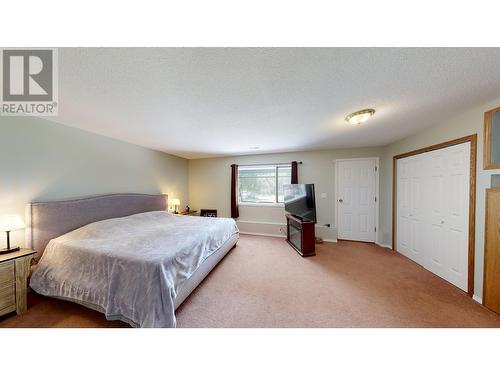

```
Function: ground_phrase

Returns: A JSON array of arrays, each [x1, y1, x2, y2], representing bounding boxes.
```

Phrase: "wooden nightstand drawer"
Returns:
[[0, 284, 15, 311], [0, 261, 15, 286], [0, 249, 36, 317]]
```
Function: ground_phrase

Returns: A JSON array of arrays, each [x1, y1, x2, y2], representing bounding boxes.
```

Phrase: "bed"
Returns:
[[26, 194, 239, 328]]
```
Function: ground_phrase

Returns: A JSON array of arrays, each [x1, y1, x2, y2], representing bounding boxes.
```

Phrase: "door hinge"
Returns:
[[374, 227, 377, 232], [375, 166, 378, 172], [374, 196, 377, 202]]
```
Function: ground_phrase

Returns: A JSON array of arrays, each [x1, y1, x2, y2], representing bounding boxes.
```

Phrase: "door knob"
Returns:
[[338, 198, 343, 203]]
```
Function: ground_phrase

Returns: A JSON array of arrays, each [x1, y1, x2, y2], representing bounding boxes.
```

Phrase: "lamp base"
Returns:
[[0, 246, 20, 255]]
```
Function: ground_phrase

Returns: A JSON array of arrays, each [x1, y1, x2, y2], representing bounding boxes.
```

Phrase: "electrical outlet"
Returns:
[[321, 192, 327, 198]]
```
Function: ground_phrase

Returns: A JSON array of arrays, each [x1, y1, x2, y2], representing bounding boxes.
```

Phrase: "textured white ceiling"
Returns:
[[55, 48, 500, 159]]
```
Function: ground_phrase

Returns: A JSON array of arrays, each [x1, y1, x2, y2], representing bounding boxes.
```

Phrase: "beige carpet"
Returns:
[[1, 234, 499, 328]]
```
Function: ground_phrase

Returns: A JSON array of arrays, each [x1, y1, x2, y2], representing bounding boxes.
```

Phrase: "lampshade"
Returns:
[[0, 215, 25, 232], [171, 198, 180, 206]]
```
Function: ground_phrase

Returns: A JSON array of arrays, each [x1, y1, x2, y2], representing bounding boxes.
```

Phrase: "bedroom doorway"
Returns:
[[335, 158, 379, 243]]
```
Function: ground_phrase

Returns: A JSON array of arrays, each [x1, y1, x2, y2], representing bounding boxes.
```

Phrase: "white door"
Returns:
[[396, 155, 425, 264], [396, 142, 470, 291], [336, 159, 376, 242]]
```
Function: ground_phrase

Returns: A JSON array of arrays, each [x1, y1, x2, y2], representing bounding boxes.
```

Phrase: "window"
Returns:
[[238, 164, 292, 204]]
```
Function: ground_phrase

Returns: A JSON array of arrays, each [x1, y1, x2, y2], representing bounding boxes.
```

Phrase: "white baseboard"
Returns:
[[376, 242, 392, 249], [239, 231, 286, 238], [236, 220, 286, 226], [323, 238, 337, 243], [236, 221, 286, 237], [473, 294, 483, 304], [239, 231, 339, 245], [237, 220, 338, 242]]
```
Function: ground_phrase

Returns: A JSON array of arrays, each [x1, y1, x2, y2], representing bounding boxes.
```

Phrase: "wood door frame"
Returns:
[[483, 188, 500, 311], [483, 107, 500, 170], [334, 157, 379, 243], [392, 134, 477, 297]]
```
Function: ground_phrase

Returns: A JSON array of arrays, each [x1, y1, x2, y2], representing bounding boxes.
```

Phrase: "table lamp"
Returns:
[[171, 198, 180, 214], [0, 214, 25, 254]]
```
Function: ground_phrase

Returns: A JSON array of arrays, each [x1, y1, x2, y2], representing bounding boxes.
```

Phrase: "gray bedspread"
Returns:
[[29, 211, 239, 327]]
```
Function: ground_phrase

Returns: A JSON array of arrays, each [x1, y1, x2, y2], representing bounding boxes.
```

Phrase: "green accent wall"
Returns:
[[0, 116, 188, 248]]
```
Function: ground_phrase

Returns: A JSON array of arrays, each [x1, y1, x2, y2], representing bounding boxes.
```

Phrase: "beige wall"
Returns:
[[189, 147, 384, 242], [3, 94, 498, 300], [379, 95, 500, 300], [0, 116, 189, 249], [190, 95, 500, 300]]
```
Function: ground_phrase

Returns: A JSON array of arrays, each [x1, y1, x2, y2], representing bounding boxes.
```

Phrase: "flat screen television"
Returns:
[[283, 184, 317, 223]]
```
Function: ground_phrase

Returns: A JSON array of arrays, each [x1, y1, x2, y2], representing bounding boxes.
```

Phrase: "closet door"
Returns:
[[397, 155, 425, 264], [396, 157, 412, 259], [408, 154, 425, 264], [396, 142, 470, 292], [441, 142, 470, 291], [426, 148, 448, 281]]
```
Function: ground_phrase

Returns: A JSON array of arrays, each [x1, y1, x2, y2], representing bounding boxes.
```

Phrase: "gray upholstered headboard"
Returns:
[[25, 193, 167, 260]]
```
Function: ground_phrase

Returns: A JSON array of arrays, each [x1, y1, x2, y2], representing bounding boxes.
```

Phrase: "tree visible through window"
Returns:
[[238, 165, 292, 204]]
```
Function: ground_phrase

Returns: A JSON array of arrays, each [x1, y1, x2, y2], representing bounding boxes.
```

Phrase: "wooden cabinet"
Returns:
[[286, 214, 315, 257], [0, 261, 15, 314], [0, 249, 35, 317]]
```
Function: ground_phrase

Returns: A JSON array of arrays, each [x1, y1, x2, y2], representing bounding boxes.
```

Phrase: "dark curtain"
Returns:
[[291, 161, 298, 184], [230, 164, 239, 218]]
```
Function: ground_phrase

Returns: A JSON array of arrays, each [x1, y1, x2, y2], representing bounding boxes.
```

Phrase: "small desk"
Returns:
[[0, 248, 36, 317]]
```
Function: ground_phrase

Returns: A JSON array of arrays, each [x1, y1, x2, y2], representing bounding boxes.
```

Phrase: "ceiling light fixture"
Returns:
[[345, 109, 375, 125]]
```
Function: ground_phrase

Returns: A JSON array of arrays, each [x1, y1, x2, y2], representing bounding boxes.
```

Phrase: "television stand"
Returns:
[[286, 214, 315, 257]]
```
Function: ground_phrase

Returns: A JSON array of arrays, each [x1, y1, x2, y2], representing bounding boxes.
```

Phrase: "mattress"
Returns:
[[29, 211, 239, 327]]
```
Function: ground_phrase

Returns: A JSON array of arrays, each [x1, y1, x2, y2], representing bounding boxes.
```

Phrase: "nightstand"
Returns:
[[0, 249, 36, 317], [178, 210, 198, 216]]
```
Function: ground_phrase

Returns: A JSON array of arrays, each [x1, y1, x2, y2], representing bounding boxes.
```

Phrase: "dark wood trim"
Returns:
[[392, 134, 477, 297], [484, 107, 500, 170]]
